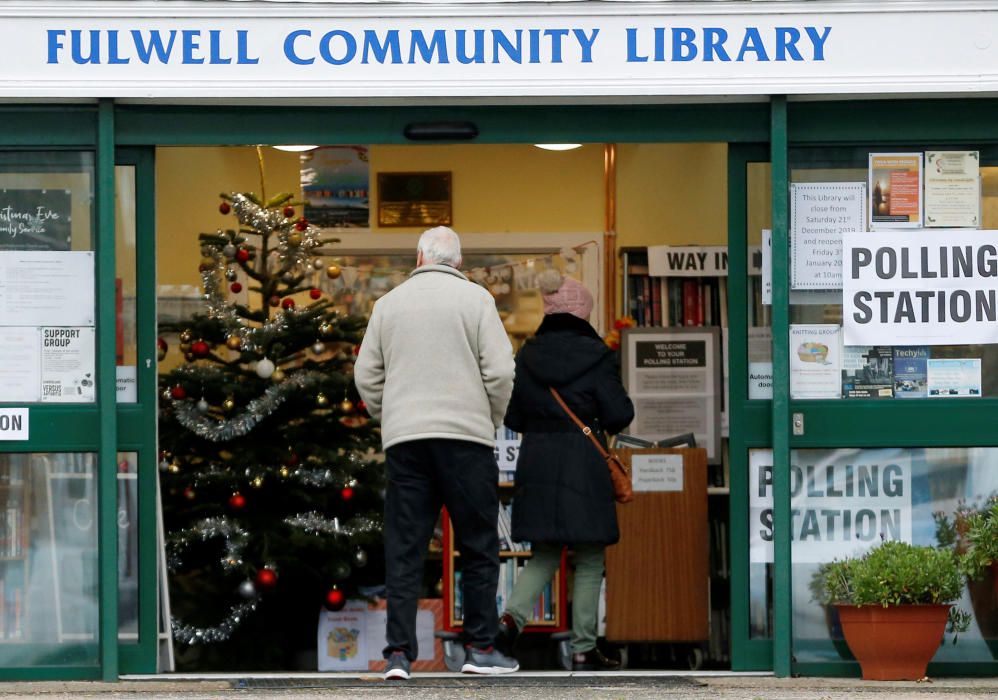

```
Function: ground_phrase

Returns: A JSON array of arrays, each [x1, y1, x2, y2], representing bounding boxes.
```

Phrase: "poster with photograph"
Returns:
[[300, 146, 370, 228], [790, 324, 842, 399], [790, 183, 866, 289], [893, 347, 929, 399], [841, 345, 894, 399], [622, 327, 721, 463], [924, 151, 980, 228], [869, 153, 923, 228], [0, 188, 72, 251], [927, 358, 982, 397]]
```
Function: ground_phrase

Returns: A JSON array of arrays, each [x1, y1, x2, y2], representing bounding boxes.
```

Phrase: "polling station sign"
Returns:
[[749, 449, 912, 564], [843, 229, 998, 346]]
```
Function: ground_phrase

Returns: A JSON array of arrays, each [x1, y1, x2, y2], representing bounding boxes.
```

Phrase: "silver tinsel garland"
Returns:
[[284, 512, 382, 537], [167, 517, 249, 574], [171, 368, 326, 441], [172, 600, 258, 645]]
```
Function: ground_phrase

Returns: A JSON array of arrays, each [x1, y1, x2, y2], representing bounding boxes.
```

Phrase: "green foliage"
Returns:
[[960, 499, 998, 580]]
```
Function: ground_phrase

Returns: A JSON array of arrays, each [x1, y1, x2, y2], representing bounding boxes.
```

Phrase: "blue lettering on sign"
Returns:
[[44, 25, 832, 67]]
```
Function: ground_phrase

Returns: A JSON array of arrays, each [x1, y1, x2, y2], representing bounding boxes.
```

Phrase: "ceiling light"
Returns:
[[272, 145, 319, 152], [534, 144, 582, 151]]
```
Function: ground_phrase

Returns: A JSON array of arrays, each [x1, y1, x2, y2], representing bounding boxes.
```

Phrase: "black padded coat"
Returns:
[[504, 313, 635, 545]]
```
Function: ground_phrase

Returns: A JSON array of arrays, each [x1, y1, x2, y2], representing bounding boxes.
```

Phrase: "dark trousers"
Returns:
[[383, 438, 500, 661]]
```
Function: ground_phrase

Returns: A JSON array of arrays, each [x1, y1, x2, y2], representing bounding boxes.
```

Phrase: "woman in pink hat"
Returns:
[[496, 269, 634, 670]]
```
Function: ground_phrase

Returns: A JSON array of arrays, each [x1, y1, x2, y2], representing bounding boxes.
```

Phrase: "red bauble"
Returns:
[[309, 288, 322, 300], [281, 298, 295, 310], [219, 201, 231, 215], [352, 345, 361, 356], [268, 295, 281, 307], [295, 218, 308, 232], [228, 492, 246, 510], [340, 487, 355, 502], [190, 340, 210, 358], [357, 400, 367, 415], [230, 282, 243, 293], [255, 568, 278, 590], [235, 248, 250, 263], [157, 337, 168, 352], [325, 587, 346, 611], [283, 205, 295, 218], [170, 385, 187, 400]]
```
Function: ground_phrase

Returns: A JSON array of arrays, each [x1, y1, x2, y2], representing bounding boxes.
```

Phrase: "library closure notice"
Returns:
[[843, 229, 998, 346], [790, 182, 865, 290]]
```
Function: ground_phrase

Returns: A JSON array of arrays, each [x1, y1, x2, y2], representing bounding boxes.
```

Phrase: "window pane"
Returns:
[[115, 166, 138, 404], [0, 152, 96, 404], [751, 446, 998, 663], [117, 452, 139, 642], [747, 162, 772, 400], [0, 453, 99, 667]]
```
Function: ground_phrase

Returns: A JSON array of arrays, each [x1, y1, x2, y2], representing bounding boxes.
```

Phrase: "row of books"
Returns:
[[496, 503, 528, 552], [0, 574, 25, 640], [452, 562, 555, 624], [0, 497, 25, 558], [627, 273, 729, 329]]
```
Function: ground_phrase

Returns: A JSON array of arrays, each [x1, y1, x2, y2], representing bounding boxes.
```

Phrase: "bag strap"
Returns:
[[549, 387, 612, 461]]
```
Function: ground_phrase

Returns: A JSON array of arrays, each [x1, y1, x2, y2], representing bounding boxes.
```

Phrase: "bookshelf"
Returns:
[[441, 430, 568, 634]]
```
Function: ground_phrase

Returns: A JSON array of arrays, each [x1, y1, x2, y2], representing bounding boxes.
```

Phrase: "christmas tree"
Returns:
[[158, 173, 383, 670]]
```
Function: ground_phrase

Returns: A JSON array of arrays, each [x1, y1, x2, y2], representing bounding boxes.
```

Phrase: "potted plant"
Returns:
[[961, 499, 998, 594], [811, 540, 968, 680]]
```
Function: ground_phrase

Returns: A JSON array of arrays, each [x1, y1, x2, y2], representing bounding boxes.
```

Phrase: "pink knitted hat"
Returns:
[[537, 270, 593, 320]]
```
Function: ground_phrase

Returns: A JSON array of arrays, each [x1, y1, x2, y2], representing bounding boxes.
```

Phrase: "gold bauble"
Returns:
[[318, 322, 334, 337], [316, 392, 329, 407], [279, 466, 290, 478], [180, 329, 194, 344], [339, 399, 354, 414], [272, 369, 286, 382], [326, 264, 342, 279], [287, 232, 302, 247], [251, 476, 264, 488], [223, 397, 236, 412], [180, 342, 192, 353], [226, 335, 243, 350]]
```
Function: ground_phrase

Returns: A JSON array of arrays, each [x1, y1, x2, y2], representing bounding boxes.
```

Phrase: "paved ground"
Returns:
[[1, 674, 997, 700]]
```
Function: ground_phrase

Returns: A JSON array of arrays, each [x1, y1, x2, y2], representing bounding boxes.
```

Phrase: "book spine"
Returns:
[[660, 278, 670, 327], [651, 277, 662, 326], [683, 279, 699, 326]]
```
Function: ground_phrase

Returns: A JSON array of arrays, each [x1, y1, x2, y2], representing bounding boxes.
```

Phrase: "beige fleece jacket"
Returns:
[[354, 264, 515, 450]]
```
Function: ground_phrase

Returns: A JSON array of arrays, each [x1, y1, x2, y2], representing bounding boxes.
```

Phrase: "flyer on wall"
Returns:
[[789, 182, 866, 289], [790, 324, 842, 399], [40, 327, 96, 403], [892, 347, 930, 399], [841, 345, 894, 399], [869, 153, 923, 228], [927, 358, 982, 397], [0, 327, 41, 401], [924, 151, 981, 228]]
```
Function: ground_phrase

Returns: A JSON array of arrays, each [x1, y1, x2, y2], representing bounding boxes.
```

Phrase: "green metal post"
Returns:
[[770, 95, 793, 677], [97, 98, 119, 681]]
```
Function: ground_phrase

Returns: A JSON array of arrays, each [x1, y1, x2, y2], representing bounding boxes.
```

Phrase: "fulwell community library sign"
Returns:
[[2, 2, 998, 98]]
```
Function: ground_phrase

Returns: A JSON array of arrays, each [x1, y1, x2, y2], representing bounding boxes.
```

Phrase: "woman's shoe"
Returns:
[[572, 648, 621, 671], [495, 613, 519, 656]]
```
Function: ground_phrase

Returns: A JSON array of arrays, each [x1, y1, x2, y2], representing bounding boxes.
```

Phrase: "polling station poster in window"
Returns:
[[842, 229, 998, 347], [749, 448, 913, 564], [621, 327, 721, 463]]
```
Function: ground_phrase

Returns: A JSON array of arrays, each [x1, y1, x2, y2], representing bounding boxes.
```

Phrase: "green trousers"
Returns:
[[503, 542, 605, 653]]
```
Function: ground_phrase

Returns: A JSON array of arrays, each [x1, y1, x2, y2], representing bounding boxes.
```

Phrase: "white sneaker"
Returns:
[[461, 645, 519, 674]]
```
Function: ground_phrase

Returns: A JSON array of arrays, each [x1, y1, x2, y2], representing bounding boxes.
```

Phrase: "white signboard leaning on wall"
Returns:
[[842, 229, 998, 346]]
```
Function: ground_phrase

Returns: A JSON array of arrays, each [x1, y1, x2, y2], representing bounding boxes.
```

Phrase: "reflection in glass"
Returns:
[[746, 162, 773, 399], [117, 453, 139, 642], [115, 166, 138, 404], [0, 453, 99, 667], [750, 446, 998, 662]]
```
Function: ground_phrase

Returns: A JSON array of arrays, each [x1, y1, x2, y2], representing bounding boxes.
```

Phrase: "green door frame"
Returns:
[[771, 98, 998, 677]]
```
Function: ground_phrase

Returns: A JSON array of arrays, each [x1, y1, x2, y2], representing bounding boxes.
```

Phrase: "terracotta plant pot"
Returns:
[[835, 604, 950, 681]]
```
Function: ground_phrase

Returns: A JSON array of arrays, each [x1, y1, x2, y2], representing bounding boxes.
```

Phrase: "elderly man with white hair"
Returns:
[[355, 226, 518, 680]]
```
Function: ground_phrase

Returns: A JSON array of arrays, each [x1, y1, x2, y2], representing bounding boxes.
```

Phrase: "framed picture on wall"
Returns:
[[377, 171, 452, 227]]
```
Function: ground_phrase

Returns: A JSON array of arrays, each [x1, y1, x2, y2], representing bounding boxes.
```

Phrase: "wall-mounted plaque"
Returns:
[[377, 172, 452, 228]]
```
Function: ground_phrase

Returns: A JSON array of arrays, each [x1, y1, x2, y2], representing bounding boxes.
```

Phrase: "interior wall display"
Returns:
[[790, 183, 866, 289], [869, 153, 923, 228], [841, 345, 894, 399], [789, 324, 842, 399], [927, 358, 982, 397], [892, 347, 929, 399], [377, 171, 452, 228], [749, 449, 913, 564], [924, 151, 980, 228], [0, 188, 72, 251], [621, 327, 721, 463], [0, 251, 94, 327], [842, 229, 998, 346], [300, 146, 370, 228]]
